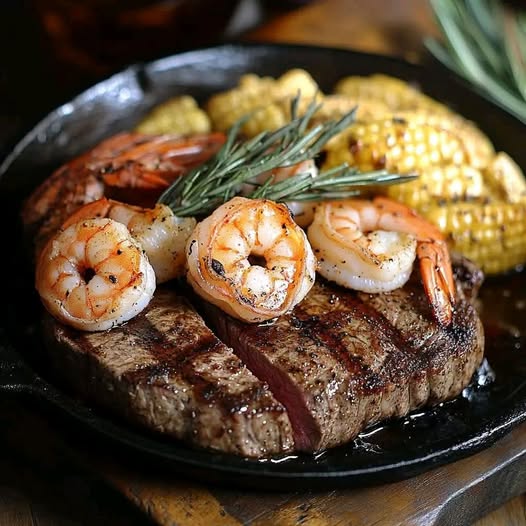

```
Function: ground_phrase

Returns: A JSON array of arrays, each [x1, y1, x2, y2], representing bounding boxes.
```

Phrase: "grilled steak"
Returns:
[[43, 287, 294, 457], [43, 259, 484, 457], [208, 260, 484, 453]]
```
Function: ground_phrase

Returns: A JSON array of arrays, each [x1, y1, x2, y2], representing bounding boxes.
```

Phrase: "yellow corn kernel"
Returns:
[[386, 164, 488, 209], [391, 110, 495, 170], [322, 117, 468, 173], [334, 74, 447, 113], [483, 152, 526, 202], [241, 102, 290, 138], [274, 69, 319, 99], [423, 198, 526, 274], [308, 95, 389, 125], [135, 96, 211, 135], [206, 69, 320, 134]]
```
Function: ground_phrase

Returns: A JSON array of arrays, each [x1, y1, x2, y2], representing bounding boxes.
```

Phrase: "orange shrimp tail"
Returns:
[[417, 240, 456, 326], [61, 197, 113, 229]]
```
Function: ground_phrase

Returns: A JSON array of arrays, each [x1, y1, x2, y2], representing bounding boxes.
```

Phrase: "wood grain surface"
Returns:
[[249, 0, 441, 62], [1, 1, 526, 525], [0, 396, 525, 526]]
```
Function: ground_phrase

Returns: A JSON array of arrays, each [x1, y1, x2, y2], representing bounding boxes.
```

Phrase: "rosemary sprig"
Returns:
[[248, 165, 416, 202], [426, 0, 526, 124], [158, 97, 415, 217]]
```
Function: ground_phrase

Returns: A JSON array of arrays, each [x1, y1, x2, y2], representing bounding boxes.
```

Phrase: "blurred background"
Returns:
[[2, 0, 525, 161], [0, 0, 305, 159]]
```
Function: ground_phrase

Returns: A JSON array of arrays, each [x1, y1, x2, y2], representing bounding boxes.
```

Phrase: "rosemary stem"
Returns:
[[158, 96, 412, 217]]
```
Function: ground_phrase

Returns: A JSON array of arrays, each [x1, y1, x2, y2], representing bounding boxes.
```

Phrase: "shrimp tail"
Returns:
[[417, 240, 455, 326], [61, 197, 113, 229]]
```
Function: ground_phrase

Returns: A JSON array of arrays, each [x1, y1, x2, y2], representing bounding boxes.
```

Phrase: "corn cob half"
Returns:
[[424, 198, 526, 274], [389, 110, 495, 170], [334, 74, 448, 114], [205, 69, 320, 135], [135, 96, 211, 135], [323, 117, 469, 173]]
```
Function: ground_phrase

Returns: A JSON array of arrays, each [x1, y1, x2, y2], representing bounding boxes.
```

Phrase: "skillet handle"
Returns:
[[0, 335, 42, 395]]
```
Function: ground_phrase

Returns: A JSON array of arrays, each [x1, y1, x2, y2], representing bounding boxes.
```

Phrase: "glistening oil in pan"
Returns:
[[276, 272, 526, 469], [340, 271, 526, 465]]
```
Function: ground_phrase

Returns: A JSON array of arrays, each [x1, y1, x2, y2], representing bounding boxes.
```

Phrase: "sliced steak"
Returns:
[[208, 261, 484, 453], [43, 286, 294, 458]]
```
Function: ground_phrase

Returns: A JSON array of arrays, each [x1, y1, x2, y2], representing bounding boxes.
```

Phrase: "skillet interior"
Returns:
[[1, 43, 526, 488]]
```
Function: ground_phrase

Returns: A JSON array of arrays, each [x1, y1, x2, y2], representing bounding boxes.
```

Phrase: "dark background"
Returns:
[[0, 0, 306, 161]]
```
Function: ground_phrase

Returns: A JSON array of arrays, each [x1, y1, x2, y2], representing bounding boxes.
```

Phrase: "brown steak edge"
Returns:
[[42, 287, 294, 458], [208, 263, 485, 453]]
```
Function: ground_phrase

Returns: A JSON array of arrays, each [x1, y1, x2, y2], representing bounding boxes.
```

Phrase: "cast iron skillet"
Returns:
[[1, 43, 526, 489]]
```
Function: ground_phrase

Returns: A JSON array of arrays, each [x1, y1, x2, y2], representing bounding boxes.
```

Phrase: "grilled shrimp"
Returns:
[[22, 132, 225, 256], [308, 197, 456, 325], [36, 218, 156, 331], [62, 198, 196, 283], [90, 132, 225, 193], [186, 196, 317, 322]]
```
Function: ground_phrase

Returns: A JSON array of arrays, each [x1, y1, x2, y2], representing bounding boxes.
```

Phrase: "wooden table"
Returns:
[[2, 0, 526, 524]]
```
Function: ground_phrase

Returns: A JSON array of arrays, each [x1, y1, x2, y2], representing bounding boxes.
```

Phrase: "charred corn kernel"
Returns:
[[323, 117, 468, 173], [334, 74, 448, 113], [206, 69, 320, 135], [307, 95, 389, 125], [391, 111, 494, 169], [423, 198, 526, 274], [483, 152, 526, 202], [386, 164, 487, 208], [135, 96, 211, 135]]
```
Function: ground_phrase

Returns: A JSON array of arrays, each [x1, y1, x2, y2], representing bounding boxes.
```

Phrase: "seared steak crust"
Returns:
[[42, 260, 484, 457], [43, 287, 294, 457], [210, 266, 484, 453]]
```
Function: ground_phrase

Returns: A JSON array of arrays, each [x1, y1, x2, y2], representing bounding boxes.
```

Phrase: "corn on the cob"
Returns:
[[308, 95, 389, 125], [385, 164, 488, 208], [423, 198, 526, 274], [205, 69, 320, 135], [135, 96, 211, 135], [483, 152, 526, 202], [334, 75, 495, 168], [323, 117, 468, 173], [334, 74, 448, 114], [390, 110, 494, 170]]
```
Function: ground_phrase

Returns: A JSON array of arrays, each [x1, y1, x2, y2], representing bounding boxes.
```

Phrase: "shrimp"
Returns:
[[22, 132, 225, 256], [307, 196, 456, 325], [91, 132, 226, 193], [35, 218, 156, 331], [62, 198, 196, 283], [186, 196, 317, 323]]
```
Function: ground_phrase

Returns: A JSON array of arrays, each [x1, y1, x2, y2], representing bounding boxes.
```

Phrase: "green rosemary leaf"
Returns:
[[158, 96, 414, 217], [502, 11, 526, 101], [427, 0, 526, 124]]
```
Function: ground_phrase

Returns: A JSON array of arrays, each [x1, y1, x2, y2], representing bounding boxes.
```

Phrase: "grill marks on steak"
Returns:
[[358, 277, 484, 406], [208, 269, 484, 453], [43, 260, 484, 457], [44, 287, 294, 457]]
